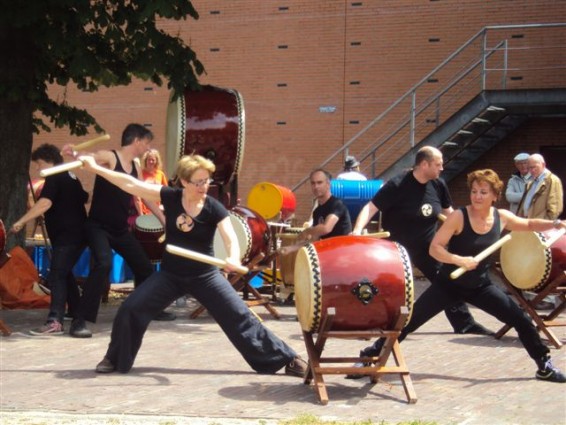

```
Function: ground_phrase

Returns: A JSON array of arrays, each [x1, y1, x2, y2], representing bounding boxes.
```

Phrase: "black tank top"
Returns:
[[89, 150, 138, 233], [439, 207, 500, 288]]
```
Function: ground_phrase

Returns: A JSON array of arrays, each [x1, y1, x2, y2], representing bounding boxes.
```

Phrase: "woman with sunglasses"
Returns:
[[79, 154, 307, 378]]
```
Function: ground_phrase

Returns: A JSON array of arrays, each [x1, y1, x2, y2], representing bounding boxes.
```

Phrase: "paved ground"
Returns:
[[1, 278, 565, 425]]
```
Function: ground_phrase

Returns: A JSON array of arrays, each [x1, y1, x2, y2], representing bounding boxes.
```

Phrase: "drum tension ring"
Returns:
[[351, 278, 379, 305]]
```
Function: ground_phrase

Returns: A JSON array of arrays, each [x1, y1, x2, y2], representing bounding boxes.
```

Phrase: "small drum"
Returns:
[[278, 227, 304, 288], [247, 182, 296, 221], [134, 214, 165, 263], [165, 85, 245, 185], [500, 229, 566, 291], [214, 206, 271, 266], [294, 235, 414, 332], [330, 179, 384, 222]]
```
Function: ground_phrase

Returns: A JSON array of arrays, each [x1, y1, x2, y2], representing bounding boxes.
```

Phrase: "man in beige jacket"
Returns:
[[517, 154, 563, 220]]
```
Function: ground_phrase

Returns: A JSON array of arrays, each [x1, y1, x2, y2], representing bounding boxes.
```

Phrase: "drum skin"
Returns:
[[294, 235, 414, 332], [500, 229, 566, 291], [214, 206, 271, 266], [278, 227, 303, 287], [134, 215, 165, 263], [165, 85, 245, 185]]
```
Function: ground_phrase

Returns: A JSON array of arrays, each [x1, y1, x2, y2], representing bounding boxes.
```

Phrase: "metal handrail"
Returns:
[[292, 22, 566, 192]]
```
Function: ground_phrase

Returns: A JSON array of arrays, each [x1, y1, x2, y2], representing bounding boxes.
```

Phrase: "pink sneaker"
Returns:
[[29, 321, 64, 336]]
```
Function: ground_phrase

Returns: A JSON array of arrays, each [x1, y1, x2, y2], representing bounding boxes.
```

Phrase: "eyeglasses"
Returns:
[[188, 178, 213, 188]]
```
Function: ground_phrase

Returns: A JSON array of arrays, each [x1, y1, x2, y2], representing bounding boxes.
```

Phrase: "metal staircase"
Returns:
[[292, 23, 566, 192]]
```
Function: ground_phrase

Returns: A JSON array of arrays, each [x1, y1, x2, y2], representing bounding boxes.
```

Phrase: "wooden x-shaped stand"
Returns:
[[493, 268, 565, 349], [189, 252, 281, 320], [302, 306, 416, 405]]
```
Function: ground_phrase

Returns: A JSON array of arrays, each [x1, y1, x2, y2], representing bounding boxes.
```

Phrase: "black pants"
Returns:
[[79, 219, 153, 323], [105, 268, 297, 373], [399, 275, 549, 362], [409, 245, 477, 332]]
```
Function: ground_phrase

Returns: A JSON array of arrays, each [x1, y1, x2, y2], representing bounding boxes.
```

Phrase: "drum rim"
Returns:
[[294, 243, 321, 333], [394, 241, 415, 326], [135, 214, 164, 232]]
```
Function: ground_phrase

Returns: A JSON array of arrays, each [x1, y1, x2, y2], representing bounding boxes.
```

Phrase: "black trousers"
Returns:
[[408, 244, 477, 332], [105, 268, 297, 373]]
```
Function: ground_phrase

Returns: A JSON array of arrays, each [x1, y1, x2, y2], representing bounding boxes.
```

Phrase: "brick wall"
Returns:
[[35, 1, 565, 222]]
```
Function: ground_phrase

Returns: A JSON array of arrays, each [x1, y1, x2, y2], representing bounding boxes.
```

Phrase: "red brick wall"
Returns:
[[34, 1, 565, 222]]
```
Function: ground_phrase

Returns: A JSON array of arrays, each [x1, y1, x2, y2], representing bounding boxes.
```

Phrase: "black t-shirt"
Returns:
[[40, 171, 88, 246], [372, 170, 452, 249], [88, 151, 137, 233], [312, 195, 352, 239], [160, 186, 229, 275]]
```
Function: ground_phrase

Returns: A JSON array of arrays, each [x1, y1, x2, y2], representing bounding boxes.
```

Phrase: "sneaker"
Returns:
[[457, 323, 495, 336], [536, 358, 566, 383], [345, 341, 385, 380], [70, 319, 92, 338], [285, 356, 308, 378], [95, 357, 116, 373], [154, 311, 177, 321], [29, 321, 64, 336]]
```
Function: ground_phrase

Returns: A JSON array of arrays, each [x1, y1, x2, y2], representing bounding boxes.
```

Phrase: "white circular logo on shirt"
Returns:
[[421, 203, 433, 217]]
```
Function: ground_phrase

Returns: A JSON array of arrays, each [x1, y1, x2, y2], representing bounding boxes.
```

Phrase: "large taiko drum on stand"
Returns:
[[294, 235, 414, 332], [214, 206, 271, 266], [165, 85, 245, 185], [247, 182, 296, 221], [134, 214, 165, 263], [500, 229, 566, 291]]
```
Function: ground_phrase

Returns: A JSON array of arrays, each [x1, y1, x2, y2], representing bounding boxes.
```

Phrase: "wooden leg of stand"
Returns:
[[391, 339, 417, 403]]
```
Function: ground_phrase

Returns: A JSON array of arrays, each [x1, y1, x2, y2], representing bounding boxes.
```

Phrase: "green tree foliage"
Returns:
[[0, 0, 204, 248]]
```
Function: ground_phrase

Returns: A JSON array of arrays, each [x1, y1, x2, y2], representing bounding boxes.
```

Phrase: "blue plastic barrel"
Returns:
[[330, 179, 384, 222]]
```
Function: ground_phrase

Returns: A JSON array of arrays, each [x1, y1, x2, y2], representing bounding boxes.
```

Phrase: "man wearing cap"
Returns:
[[337, 155, 367, 181], [505, 152, 532, 214]]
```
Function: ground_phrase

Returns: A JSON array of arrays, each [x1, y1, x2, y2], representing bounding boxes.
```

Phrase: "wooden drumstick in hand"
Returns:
[[40, 160, 84, 177], [166, 244, 249, 274], [72, 134, 110, 151], [450, 234, 512, 279]]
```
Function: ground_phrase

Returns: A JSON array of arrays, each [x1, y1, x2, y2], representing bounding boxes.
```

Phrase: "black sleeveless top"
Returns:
[[88, 151, 137, 233], [438, 207, 501, 289]]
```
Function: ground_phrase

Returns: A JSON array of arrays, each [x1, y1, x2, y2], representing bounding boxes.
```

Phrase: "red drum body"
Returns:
[[165, 85, 245, 185], [500, 229, 566, 291], [247, 182, 296, 221], [294, 235, 414, 332], [214, 206, 271, 266], [134, 215, 165, 263]]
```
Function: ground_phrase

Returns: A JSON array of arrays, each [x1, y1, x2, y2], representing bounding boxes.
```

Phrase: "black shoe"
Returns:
[[70, 319, 92, 338], [95, 357, 115, 373], [536, 358, 566, 383], [345, 342, 385, 380], [285, 356, 308, 378], [456, 323, 495, 336], [154, 311, 177, 321]]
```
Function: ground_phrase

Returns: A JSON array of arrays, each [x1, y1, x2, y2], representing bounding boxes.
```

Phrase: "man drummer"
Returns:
[[300, 169, 352, 241], [62, 123, 175, 334], [350, 146, 492, 338]]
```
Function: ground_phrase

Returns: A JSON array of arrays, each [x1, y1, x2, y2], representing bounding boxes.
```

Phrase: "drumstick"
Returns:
[[438, 213, 447, 222], [361, 231, 390, 239], [39, 160, 84, 177], [72, 134, 110, 151], [165, 244, 249, 275], [544, 228, 566, 248], [450, 233, 512, 279], [267, 222, 290, 228]]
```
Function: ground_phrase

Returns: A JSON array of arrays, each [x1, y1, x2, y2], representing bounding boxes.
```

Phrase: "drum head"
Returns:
[[135, 214, 163, 232], [294, 244, 320, 333], [213, 212, 251, 262], [500, 231, 548, 290]]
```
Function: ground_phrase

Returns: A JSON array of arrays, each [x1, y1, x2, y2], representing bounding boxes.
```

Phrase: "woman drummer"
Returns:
[[79, 154, 306, 377], [355, 169, 565, 383]]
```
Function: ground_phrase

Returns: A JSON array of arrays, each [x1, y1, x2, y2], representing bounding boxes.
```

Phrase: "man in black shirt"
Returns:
[[11, 144, 88, 337], [301, 169, 352, 241], [350, 147, 492, 359]]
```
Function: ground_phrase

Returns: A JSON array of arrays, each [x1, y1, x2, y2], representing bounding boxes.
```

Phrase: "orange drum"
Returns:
[[134, 214, 165, 263], [247, 182, 296, 221], [165, 85, 245, 185], [500, 229, 566, 291], [294, 235, 414, 332], [214, 206, 271, 266]]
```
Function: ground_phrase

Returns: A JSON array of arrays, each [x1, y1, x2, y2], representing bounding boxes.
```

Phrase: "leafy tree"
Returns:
[[0, 0, 204, 249]]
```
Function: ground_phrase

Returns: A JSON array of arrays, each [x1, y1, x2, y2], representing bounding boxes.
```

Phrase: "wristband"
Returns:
[[553, 219, 562, 229]]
